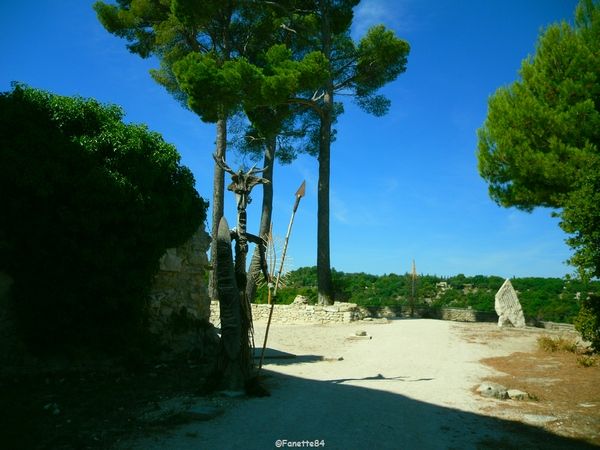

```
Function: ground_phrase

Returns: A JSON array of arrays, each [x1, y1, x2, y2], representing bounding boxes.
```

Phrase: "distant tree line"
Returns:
[[252, 266, 600, 325]]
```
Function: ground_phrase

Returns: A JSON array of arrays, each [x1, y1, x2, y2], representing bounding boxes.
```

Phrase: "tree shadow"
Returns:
[[327, 373, 435, 383], [130, 368, 598, 450], [253, 347, 328, 365]]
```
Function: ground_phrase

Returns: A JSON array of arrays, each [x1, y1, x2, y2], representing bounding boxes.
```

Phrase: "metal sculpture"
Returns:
[[213, 155, 270, 391]]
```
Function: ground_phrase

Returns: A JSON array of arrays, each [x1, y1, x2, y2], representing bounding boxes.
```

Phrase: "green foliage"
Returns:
[[247, 266, 600, 325], [354, 25, 410, 115], [477, 0, 600, 211], [577, 354, 598, 367], [172, 54, 252, 122], [0, 84, 206, 354], [575, 294, 600, 352], [477, 0, 600, 344], [560, 159, 600, 279], [253, 285, 317, 305]]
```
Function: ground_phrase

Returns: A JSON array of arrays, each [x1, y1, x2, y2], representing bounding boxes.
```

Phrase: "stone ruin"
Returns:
[[494, 278, 526, 328], [0, 226, 218, 369], [148, 226, 219, 359]]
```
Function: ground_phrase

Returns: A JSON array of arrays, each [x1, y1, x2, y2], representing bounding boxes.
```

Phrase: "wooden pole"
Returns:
[[411, 259, 416, 317], [258, 181, 305, 371]]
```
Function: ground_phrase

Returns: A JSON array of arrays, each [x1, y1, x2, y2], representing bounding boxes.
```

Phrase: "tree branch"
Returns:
[[311, 89, 325, 102], [287, 97, 324, 119]]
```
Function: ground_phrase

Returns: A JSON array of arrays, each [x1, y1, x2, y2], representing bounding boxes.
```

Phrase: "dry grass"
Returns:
[[537, 335, 579, 353], [537, 334, 598, 367], [577, 354, 598, 367], [481, 347, 600, 445]]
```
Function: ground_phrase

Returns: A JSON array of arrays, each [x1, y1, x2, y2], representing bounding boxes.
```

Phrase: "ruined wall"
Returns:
[[0, 227, 216, 369], [0, 272, 26, 368], [149, 227, 211, 326], [148, 226, 218, 357]]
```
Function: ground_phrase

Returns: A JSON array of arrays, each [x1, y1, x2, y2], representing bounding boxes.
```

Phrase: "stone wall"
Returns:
[[353, 305, 498, 322], [0, 272, 26, 368], [149, 227, 211, 327], [148, 227, 218, 357], [425, 307, 498, 323], [0, 227, 216, 368], [210, 301, 500, 326], [210, 300, 362, 325], [538, 321, 576, 332]]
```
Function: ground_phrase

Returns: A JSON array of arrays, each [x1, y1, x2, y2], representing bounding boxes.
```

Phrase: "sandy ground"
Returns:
[[120, 319, 596, 450]]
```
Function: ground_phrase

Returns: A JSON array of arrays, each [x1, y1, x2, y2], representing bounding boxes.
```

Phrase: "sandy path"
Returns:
[[121, 319, 591, 450]]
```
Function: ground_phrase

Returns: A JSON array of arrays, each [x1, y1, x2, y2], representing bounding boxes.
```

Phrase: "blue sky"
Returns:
[[0, 0, 580, 278]]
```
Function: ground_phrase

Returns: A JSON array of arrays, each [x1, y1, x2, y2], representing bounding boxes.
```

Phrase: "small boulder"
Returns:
[[185, 405, 224, 421], [292, 295, 309, 305], [523, 414, 557, 425], [477, 382, 508, 399], [507, 389, 529, 400]]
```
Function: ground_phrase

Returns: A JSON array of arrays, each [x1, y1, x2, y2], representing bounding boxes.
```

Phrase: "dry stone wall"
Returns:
[[149, 227, 211, 326], [148, 226, 218, 357], [210, 301, 500, 325], [0, 272, 25, 368], [432, 307, 498, 322], [210, 300, 362, 325], [0, 227, 216, 369]]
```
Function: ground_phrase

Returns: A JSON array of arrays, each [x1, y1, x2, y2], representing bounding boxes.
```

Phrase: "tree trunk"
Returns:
[[209, 116, 227, 301], [246, 136, 275, 302], [317, 0, 334, 305], [317, 99, 333, 305]]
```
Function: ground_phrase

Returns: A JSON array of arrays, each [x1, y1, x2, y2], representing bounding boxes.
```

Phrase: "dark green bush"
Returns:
[[575, 294, 600, 353], [0, 84, 206, 353], [253, 284, 317, 304]]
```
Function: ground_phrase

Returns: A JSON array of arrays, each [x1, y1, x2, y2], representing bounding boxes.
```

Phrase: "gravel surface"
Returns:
[[120, 319, 595, 450]]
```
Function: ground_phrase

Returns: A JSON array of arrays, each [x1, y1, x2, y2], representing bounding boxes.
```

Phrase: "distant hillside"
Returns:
[[253, 267, 600, 324]]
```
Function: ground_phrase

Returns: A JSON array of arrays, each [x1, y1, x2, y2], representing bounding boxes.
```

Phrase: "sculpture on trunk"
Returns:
[[213, 155, 269, 391]]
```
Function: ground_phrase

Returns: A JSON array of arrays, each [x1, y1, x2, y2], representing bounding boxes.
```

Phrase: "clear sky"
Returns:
[[0, 0, 581, 278]]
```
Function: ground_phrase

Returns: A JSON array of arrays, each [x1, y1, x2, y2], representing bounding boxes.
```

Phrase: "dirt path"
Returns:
[[119, 319, 596, 450]]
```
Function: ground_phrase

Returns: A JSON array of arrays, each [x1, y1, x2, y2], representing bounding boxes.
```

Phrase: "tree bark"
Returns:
[[317, 98, 333, 305], [246, 135, 275, 302], [209, 116, 227, 301], [317, 0, 334, 305]]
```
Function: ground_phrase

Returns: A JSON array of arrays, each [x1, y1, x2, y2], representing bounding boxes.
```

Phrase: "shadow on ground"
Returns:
[[130, 368, 598, 450], [253, 347, 327, 365]]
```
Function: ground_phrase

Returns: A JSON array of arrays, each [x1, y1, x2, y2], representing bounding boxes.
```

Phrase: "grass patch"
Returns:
[[537, 335, 578, 353], [576, 355, 598, 367]]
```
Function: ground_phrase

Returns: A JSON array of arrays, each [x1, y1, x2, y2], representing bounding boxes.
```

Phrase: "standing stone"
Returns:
[[494, 279, 526, 328]]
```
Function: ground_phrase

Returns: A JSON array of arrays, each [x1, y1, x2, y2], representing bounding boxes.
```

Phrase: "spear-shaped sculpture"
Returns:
[[258, 180, 306, 371]]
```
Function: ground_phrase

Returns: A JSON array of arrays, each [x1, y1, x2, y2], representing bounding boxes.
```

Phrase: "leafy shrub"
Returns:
[[254, 285, 317, 304], [0, 84, 206, 353], [577, 355, 597, 367], [574, 294, 600, 353]]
